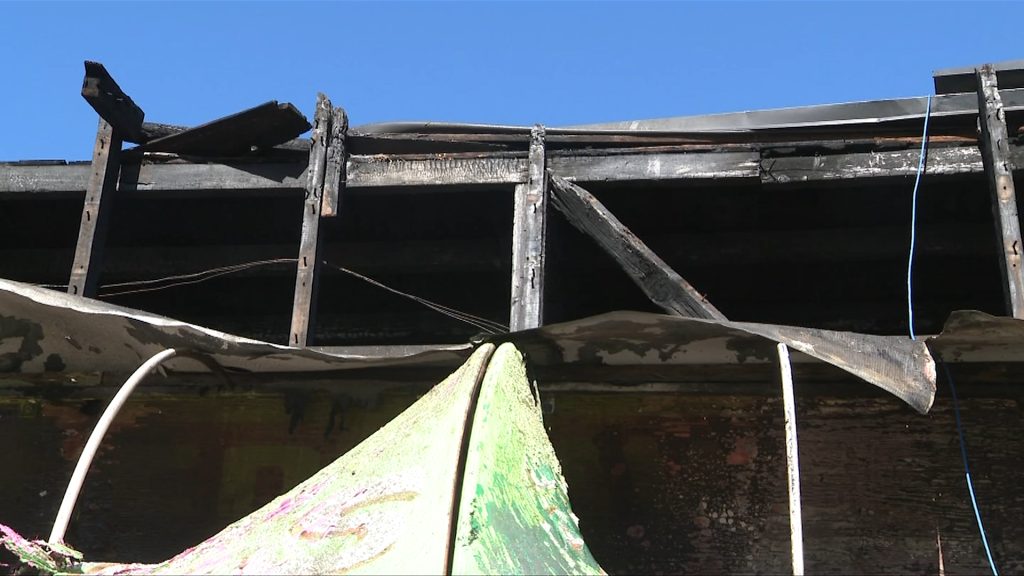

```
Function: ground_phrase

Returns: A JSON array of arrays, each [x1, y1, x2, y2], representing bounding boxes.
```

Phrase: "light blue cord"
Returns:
[[941, 362, 1000, 575], [907, 95, 932, 341]]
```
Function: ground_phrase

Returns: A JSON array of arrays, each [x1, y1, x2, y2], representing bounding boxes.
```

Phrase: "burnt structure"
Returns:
[[1, 61, 1023, 574]]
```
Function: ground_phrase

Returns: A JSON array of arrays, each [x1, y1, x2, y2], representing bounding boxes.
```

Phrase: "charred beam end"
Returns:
[[289, 94, 332, 347], [81, 61, 145, 143], [139, 101, 312, 156], [68, 119, 122, 297], [977, 64, 1024, 318], [547, 173, 726, 321], [509, 125, 547, 331], [321, 106, 349, 217]]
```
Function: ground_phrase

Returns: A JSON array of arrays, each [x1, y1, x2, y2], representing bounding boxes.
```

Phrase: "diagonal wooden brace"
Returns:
[[548, 173, 725, 320]]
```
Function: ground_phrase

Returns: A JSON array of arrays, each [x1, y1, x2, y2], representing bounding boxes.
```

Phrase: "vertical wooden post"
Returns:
[[777, 343, 805, 576], [68, 118, 122, 297], [321, 106, 348, 218], [289, 94, 332, 347], [509, 125, 547, 331], [977, 64, 1024, 318]]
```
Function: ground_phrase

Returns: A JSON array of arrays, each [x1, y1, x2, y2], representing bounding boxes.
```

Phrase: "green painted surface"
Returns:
[[66, 344, 495, 575], [452, 343, 605, 575]]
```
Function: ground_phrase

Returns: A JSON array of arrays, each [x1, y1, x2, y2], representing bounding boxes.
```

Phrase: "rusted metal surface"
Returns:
[[496, 311, 936, 414]]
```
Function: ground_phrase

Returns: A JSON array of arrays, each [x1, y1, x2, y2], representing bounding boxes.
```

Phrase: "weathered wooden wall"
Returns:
[[2, 374, 1021, 574]]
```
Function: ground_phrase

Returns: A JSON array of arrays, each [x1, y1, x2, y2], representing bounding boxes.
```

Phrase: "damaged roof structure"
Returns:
[[1, 60, 1023, 574]]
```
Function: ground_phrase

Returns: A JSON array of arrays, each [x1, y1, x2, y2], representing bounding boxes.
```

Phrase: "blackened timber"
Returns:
[[140, 101, 311, 156], [509, 126, 548, 331], [81, 61, 145, 143], [347, 152, 528, 187], [548, 174, 726, 320], [977, 65, 1024, 318], [321, 107, 348, 217], [549, 151, 759, 181], [289, 94, 331, 347], [68, 119, 121, 297], [761, 145, 985, 183], [5, 143, 1024, 196]]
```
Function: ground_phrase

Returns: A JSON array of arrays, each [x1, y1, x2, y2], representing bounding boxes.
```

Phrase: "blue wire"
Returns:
[[941, 361, 1000, 575], [907, 95, 932, 341]]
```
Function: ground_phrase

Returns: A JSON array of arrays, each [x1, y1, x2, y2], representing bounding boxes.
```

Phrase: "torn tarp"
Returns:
[[496, 311, 936, 414], [0, 279, 470, 375], [0, 279, 936, 413]]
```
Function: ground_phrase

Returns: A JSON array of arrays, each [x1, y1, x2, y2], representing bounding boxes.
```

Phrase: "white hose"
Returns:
[[777, 343, 804, 576], [49, 348, 178, 544]]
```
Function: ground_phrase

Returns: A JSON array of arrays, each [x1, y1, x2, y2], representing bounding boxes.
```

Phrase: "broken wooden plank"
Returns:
[[67, 119, 122, 297], [509, 126, 548, 331], [547, 174, 726, 320], [81, 61, 144, 143], [139, 101, 311, 156], [289, 94, 331, 347], [321, 107, 348, 217], [977, 64, 1024, 319]]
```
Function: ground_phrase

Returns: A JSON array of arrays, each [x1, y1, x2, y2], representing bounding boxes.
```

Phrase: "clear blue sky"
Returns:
[[2, 1, 1022, 160]]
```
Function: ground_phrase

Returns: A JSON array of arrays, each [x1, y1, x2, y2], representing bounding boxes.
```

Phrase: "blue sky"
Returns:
[[2, 1, 1022, 160]]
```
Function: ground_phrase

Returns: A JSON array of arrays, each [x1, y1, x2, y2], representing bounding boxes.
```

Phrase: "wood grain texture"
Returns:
[[321, 107, 348, 217], [4, 144, 1024, 196], [289, 94, 331, 347], [509, 126, 548, 332], [548, 174, 726, 320], [67, 120, 122, 297], [977, 64, 1024, 318], [80, 61, 144, 143], [138, 102, 311, 157]]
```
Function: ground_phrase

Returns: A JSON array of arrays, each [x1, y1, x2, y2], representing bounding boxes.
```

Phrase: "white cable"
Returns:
[[48, 348, 178, 544], [778, 343, 804, 576]]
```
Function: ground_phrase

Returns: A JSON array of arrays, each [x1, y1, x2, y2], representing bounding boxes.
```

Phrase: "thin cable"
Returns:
[[322, 260, 508, 334], [33, 258, 297, 294], [906, 95, 933, 341], [49, 348, 178, 544], [101, 258, 297, 289], [35, 256, 508, 334], [98, 259, 297, 298], [940, 361, 999, 575]]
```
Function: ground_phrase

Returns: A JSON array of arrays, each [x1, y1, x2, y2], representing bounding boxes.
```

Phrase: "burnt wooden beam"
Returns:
[[547, 174, 726, 320], [138, 101, 311, 156], [761, 144, 987, 183], [5, 143, 1024, 197], [321, 107, 348, 217], [81, 61, 145, 143], [289, 94, 332, 347], [509, 125, 548, 331], [977, 65, 1024, 318], [67, 119, 122, 297]]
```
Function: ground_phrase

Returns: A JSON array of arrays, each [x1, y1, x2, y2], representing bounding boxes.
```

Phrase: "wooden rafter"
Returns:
[[547, 174, 725, 320]]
